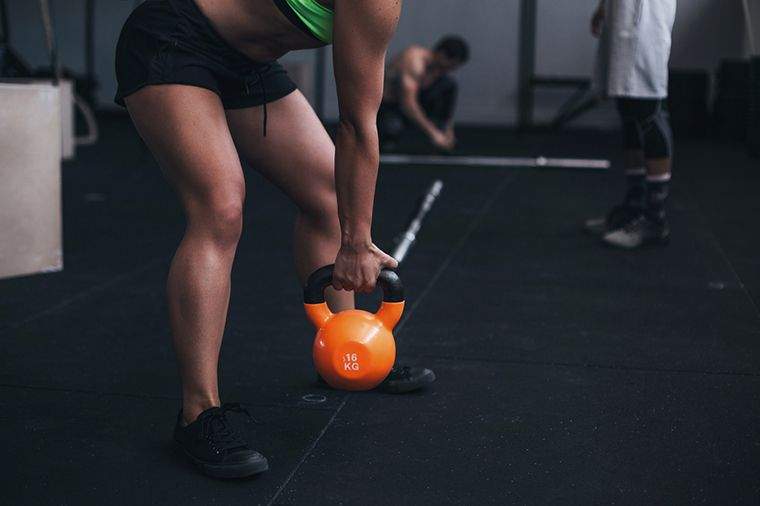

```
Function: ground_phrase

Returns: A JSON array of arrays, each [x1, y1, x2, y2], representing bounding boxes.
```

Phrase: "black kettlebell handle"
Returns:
[[303, 264, 404, 304]]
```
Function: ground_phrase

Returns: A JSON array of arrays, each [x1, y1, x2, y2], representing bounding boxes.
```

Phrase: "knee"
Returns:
[[210, 200, 244, 247], [191, 195, 244, 248], [617, 98, 671, 158], [641, 110, 673, 159], [620, 119, 642, 151], [436, 75, 457, 93], [438, 76, 458, 107]]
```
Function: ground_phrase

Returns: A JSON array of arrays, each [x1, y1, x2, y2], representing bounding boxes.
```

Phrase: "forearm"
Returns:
[[401, 98, 441, 138], [334, 119, 379, 247]]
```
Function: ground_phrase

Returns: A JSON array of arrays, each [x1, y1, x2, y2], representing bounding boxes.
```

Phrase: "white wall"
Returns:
[[532, 0, 616, 127], [4, 0, 754, 126]]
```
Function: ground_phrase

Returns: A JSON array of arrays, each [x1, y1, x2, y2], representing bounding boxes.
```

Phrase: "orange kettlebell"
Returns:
[[304, 265, 405, 391]]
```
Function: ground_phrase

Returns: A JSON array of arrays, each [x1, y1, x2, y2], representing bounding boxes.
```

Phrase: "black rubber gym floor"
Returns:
[[2, 117, 759, 504]]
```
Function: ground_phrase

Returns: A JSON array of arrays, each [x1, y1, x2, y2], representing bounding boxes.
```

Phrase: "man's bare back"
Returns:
[[383, 45, 444, 104]]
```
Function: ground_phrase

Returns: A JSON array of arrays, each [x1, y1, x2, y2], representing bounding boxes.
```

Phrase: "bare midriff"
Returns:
[[194, 0, 326, 61]]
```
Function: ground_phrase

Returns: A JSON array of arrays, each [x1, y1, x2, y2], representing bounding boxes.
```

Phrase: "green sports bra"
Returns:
[[274, 0, 334, 44]]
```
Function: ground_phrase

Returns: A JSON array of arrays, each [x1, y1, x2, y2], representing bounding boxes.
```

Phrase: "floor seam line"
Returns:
[[265, 395, 349, 505], [264, 172, 516, 504], [396, 172, 517, 335], [677, 188, 760, 319]]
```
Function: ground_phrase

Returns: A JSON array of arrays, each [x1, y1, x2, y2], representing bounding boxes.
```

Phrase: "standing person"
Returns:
[[378, 36, 469, 152], [584, 0, 677, 249], [114, 0, 435, 479]]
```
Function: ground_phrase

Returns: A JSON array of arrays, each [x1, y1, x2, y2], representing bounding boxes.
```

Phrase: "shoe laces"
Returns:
[[198, 407, 247, 453], [221, 402, 259, 424]]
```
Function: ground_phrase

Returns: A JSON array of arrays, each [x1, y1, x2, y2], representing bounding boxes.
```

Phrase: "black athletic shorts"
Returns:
[[114, 0, 297, 110]]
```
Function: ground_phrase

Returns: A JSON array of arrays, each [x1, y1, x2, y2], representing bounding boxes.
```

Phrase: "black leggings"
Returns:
[[378, 76, 458, 143], [616, 98, 673, 159]]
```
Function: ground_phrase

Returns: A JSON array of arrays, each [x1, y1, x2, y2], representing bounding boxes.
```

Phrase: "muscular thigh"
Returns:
[[224, 90, 335, 214], [125, 85, 246, 212]]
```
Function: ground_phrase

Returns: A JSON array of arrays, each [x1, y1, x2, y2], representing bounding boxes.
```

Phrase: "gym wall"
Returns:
[[320, 0, 748, 126], [2, 0, 752, 126], [319, 0, 520, 125], [3, 0, 134, 107]]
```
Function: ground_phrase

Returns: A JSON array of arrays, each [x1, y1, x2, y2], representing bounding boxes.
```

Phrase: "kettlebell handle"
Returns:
[[303, 264, 404, 304]]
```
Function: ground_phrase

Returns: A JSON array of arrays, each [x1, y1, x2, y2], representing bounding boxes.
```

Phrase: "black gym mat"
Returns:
[[1, 117, 759, 505], [277, 359, 760, 505], [2, 387, 336, 505]]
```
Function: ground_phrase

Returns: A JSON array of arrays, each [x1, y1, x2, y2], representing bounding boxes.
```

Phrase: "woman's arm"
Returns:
[[331, 0, 401, 293]]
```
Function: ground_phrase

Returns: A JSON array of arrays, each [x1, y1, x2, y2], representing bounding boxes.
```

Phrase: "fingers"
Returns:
[[344, 269, 376, 293], [332, 245, 399, 294], [332, 266, 376, 293], [331, 263, 351, 291], [383, 254, 399, 270]]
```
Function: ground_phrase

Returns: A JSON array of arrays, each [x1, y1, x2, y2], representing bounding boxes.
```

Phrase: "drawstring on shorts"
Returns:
[[244, 64, 271, 136]]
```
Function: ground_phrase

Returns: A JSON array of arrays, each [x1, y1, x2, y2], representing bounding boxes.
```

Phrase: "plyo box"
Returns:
[[0, 81, 63, 280]]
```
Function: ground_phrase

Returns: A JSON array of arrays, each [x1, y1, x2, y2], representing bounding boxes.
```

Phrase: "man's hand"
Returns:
[[430, 129, 455, 152], [333, 242, 398, 293], [591, 3, 605, 38], [444, 126, 456, 148]]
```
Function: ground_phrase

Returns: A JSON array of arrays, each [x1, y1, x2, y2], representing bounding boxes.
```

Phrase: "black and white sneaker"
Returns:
[[602, 214, 670, 249], [379, 365, 436, 394], [584, 204, 642, 235], [173, 404, 268, 479], [316, 365, 436, 394]]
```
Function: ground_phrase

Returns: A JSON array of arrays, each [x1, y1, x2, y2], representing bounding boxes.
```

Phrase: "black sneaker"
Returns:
[[584, 204, 642, 235], [316, 365, 436, 394], [379, 365, 436, 394], [173, 404, 269, 479]]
